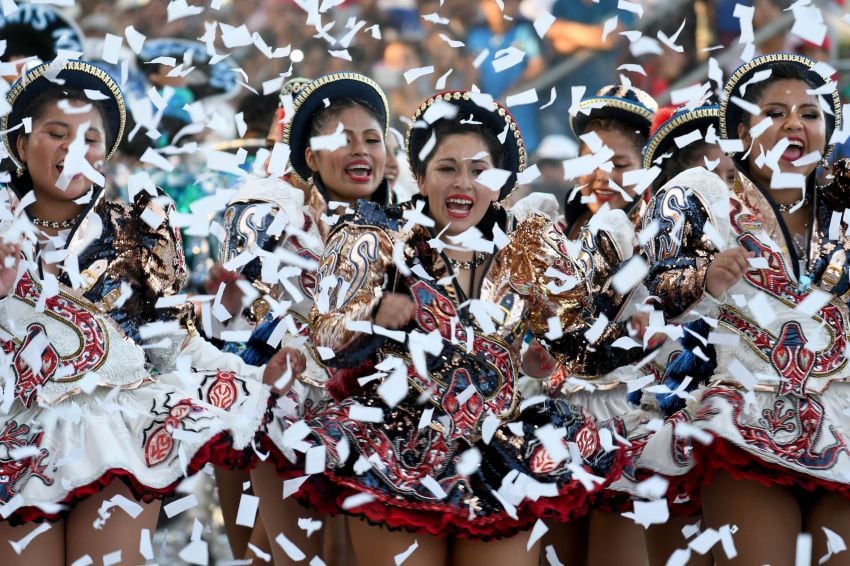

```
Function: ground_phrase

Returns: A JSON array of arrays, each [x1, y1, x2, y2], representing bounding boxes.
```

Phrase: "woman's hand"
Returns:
[[630, 312, 666, 349], [521, 340, 558, 378], [706, 247, 754, 299], [374, 293, 415, 329], [263, 347, 307, 394], [0, 242, 21, 297]]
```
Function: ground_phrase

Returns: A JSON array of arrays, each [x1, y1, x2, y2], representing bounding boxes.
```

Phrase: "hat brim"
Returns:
[[3, 60, 126, 169], [720, 53, 842, 160], [643, 106, 720, 170], [283, 73, 389, 185], [570, 97, 655, 139], [407, 92, 526, 201]]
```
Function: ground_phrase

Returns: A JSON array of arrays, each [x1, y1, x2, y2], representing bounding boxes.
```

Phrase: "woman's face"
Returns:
[[738, 78, 827, 189], [419, 132, 499, 237], [16, 99, 106, 203], [305, 105, 386, 203], [695, 145, 736, 187], [578, 126, 642, 214], [385, 133, 400, 189]]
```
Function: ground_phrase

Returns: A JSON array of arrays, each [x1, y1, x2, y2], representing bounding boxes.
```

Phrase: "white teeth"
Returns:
[[446, 198, 472, 205], [787, 139, 804, 148]]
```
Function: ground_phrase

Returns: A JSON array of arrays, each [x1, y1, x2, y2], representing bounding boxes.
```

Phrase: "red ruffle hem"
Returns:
[[5, 432, 250, 526], [256, 434, 630, 541]]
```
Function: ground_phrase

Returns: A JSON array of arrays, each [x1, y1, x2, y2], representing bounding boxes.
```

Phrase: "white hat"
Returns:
[[535, 134, 577, 161]]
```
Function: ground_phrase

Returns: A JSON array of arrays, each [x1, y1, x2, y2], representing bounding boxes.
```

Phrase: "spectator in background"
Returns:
[[467, 0, 545, 152], [505, 134, 576, 218], [424, 30, 475, 91], [542, 0, 632, 140], [373, 38, 431, 132]]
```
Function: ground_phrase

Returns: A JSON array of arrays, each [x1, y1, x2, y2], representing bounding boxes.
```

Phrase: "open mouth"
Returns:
[[445, 195, 474, 219], [781, 138, 805, 163], [592, 188, 617, 202], [345, 161, 373, 182]]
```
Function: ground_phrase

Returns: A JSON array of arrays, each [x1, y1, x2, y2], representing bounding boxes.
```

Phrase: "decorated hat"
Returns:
[[0, 5, 84, 63], [283, 72, 389, 185], [3, 60, 127, 170], [720, 53, 842, 159], [643, 103, 721, 170], [407, 91, 527, 201], [570, 85, 658, 139], [137, 38, 240, 99], [268, 76, 313, 145]]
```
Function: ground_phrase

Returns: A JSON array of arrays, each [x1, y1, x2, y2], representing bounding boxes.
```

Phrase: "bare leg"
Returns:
[[701, 471, 800, 565], [806, 491, 850, 566], [243, 514, 271, 562], [65, 480, 161, 564], [453, 532, 540, 566], [0, 518, 65, 565], [325, 514, 356, 566], [645, 514, 712, 566], [587, 510, 648, 566], [540, 516, 589, 566], [347, 517, 447, 566], [251, 461, 323, 565], [216, 467, 255, 558]]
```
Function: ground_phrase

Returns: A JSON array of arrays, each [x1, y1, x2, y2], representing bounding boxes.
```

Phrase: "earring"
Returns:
[[15, 162, 26, 177]]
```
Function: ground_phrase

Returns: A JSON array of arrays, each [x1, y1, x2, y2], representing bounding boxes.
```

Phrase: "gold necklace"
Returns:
[[31, 216, 75, 229]]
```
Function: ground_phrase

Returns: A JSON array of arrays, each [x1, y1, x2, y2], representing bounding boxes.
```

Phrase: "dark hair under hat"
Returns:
[[3, 59, 126, 170], [407, 91, 526, 201], [282, 72, 389, 185], [570, 85, 658, 140], [720, 53, 842, 160]]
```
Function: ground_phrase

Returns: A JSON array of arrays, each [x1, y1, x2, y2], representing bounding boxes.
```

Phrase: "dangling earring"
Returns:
[[15, 162, 26, 177]]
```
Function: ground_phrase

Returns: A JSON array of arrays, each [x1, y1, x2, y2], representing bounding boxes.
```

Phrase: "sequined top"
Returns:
[[643, 163, 850, 394], [310, 200, 650, 435]]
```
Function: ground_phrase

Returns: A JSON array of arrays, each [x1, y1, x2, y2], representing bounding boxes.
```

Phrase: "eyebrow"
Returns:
[[761, 101, 820, 110], [42, 120, 104, 133], [341, 128, 382, 135]]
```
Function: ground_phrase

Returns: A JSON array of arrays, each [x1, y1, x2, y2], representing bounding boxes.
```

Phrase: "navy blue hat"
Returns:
[[643, 104, 721, 170], [406, 91, 527, 201], [571, 84, 658, 140], [720, 52, 842, 160], [0, 5, 84, 62], [3, 60, 126, 169], [283, 72, 389, 185]]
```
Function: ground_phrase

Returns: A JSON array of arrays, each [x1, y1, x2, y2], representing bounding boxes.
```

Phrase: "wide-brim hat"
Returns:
[[3, 59, 126, 170], [283, 72, 389, 185], [137, 38, 240, 99], [0, 5, 85, 62], [407, 91, 527, 201], [643, 104, 720, 170], [570, 85, 658, 139], [720, 52, 842, 160]]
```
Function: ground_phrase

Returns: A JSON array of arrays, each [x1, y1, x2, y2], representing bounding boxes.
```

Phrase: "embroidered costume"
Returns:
[[0, 61, 269, 523]]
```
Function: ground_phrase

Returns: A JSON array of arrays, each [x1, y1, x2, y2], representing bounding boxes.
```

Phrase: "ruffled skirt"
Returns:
[[0, 369, 269, 524]]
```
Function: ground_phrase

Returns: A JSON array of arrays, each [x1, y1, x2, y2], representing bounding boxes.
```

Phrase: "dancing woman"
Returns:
[[639, 53, 850, 565], [236, 72, 392, 565], [0, 61, 295, 564], [253, 91, 661, 566]]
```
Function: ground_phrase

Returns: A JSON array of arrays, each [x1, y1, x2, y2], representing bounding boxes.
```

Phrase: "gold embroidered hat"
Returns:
[[283, 72, 389, 186], [3, 59, 127, 170], [407, 91, 527, 201], [570, 84, 658, 140], [720, 52, 842, 158], [643, 103, 721, 170]]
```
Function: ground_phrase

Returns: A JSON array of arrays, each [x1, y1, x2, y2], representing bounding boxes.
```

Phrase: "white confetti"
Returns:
[[235, 494, 260, 528], [275, 532, 306, 562], [404, 65, 434, 84], [394, 540, 419, 565], [164, 494, 198, 518]]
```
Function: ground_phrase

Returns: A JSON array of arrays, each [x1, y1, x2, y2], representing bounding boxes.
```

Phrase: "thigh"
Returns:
[[701, 470, 801, 566], [645, 514, 712, 566], [540, 516, 589, 566], [65, 480, 160, 565], [805, 491, 850, 566], [347, 516, 447, 566], [0, 519, 65, 565], [587, 510, 648, 566], [453, 531, 540, 566], [251, 461, 323, 565]]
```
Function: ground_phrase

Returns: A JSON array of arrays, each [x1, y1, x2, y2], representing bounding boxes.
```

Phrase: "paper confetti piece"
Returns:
[[394, 540, 419, 565], [612, 256, 649, 295], [164, 494, 198, 518], [622, 499, 669, 528], [342, 492, 376, 510], [235, 494, 260, 528], [506, 89, 538, 107], [9, 522, 51, 555], [404, 65, 434, 84], [796, 533, 812, 566], [276, 533, 306, 562], [124, 25, 146, 54]]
